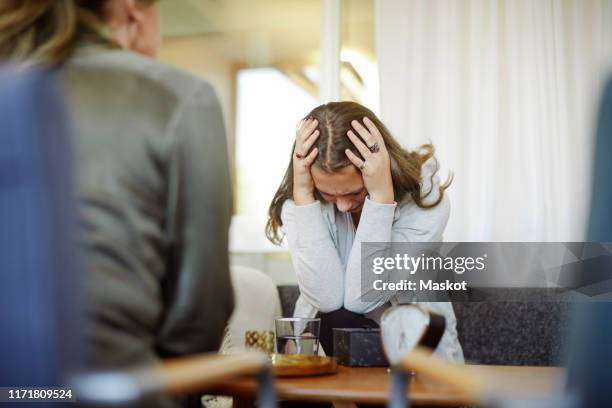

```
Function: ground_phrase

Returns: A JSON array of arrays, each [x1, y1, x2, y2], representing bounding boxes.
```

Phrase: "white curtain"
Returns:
[[376, 0, 612, 241]]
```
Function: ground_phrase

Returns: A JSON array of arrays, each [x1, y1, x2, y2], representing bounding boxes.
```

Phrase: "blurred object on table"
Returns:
[[245, 330, 275, 354]]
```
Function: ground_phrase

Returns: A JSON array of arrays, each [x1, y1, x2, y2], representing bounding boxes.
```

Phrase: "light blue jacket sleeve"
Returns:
[[281, 200, 344, 313]]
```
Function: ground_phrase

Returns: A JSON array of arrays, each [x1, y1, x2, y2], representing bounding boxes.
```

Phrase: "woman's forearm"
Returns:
[[343, 197, 397, 313], [282, 200, 344, 312], [344, 194, 451, 313]]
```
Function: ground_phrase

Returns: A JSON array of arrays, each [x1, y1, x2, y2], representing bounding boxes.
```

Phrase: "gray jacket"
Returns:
[[61, 43, 233, 369]]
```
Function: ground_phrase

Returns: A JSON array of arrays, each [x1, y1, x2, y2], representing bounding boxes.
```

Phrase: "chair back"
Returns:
[[564, 79, 612, 408], [0, 69, 81, 387]]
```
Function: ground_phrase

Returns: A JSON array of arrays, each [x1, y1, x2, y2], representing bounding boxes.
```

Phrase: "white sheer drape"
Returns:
[[376, 0, 612, 241]]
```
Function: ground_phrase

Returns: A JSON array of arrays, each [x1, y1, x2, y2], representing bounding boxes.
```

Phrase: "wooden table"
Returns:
[[208, 365, 563, 407]]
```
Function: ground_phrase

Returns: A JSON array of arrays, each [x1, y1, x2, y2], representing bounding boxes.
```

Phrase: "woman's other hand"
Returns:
[[293, 118, 320, 205], [345, 117, 395, 204]]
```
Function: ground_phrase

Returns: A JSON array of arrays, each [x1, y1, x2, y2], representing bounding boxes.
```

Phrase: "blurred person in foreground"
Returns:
[[0, 0, 234, 403]]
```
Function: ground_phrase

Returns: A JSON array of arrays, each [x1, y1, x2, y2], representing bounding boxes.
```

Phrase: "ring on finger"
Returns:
[[295, 152, 304, 159], [359, 161, 366, 170], [368, 143, 380, 153]]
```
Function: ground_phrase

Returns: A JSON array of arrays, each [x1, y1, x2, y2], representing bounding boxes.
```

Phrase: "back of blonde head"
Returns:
[[0, 0, 154, 66]]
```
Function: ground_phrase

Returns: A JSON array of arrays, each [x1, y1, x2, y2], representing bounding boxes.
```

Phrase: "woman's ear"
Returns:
[[104, 0, 131, 49], [123, 0, 161, 57], [124, 0, 146, 49], [109, 0, 160, 57]]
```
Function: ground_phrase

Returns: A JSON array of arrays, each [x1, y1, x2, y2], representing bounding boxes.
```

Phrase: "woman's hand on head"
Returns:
[[345, 117, 395, 204], [293, 118, 320, 205]]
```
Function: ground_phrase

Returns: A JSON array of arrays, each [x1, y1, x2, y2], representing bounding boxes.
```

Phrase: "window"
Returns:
[[159, 0, 376, 251]]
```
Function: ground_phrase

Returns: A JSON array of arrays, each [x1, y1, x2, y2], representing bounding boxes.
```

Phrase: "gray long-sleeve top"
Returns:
[[281, 158, 464, 362], [63, 43, 234, 370]]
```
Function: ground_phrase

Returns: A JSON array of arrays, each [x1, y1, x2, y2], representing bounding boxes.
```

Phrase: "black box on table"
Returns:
[[332, 328, 388, 367]]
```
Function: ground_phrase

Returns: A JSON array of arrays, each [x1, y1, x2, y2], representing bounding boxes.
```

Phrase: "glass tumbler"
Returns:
[[274, 317, 321, 355]]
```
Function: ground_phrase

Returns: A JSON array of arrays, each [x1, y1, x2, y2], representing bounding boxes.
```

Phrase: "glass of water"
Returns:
[[274, 317, 321, 355]]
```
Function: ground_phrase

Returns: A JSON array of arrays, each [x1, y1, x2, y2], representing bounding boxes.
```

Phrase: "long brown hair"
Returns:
[[266, 101, 452, 245], [0, 0, 156, 66]]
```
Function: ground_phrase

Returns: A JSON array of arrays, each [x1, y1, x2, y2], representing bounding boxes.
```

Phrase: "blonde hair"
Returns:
[[0, 0, 155, 66]]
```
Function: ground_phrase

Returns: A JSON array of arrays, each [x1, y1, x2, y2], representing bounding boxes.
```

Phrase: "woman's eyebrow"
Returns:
[[319, 188, 364, 196]]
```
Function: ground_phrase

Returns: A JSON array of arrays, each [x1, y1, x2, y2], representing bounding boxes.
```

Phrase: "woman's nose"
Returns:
[[336, 199, 352, 212]]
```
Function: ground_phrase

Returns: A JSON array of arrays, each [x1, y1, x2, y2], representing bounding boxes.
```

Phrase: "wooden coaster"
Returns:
[[271, 354, 338, 377]]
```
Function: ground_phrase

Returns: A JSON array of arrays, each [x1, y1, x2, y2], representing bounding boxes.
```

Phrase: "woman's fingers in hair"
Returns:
[[298, 118, 319, 141], [345, 149, 365, 171], [302, 129, 320, 151], [297, 118, 310, 134], [295, 128, 319, 158], [347, 129, 371, 159], [302, 147, 319, 166], [350, 119, 376, 147], [363, 117, 384, 144]]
